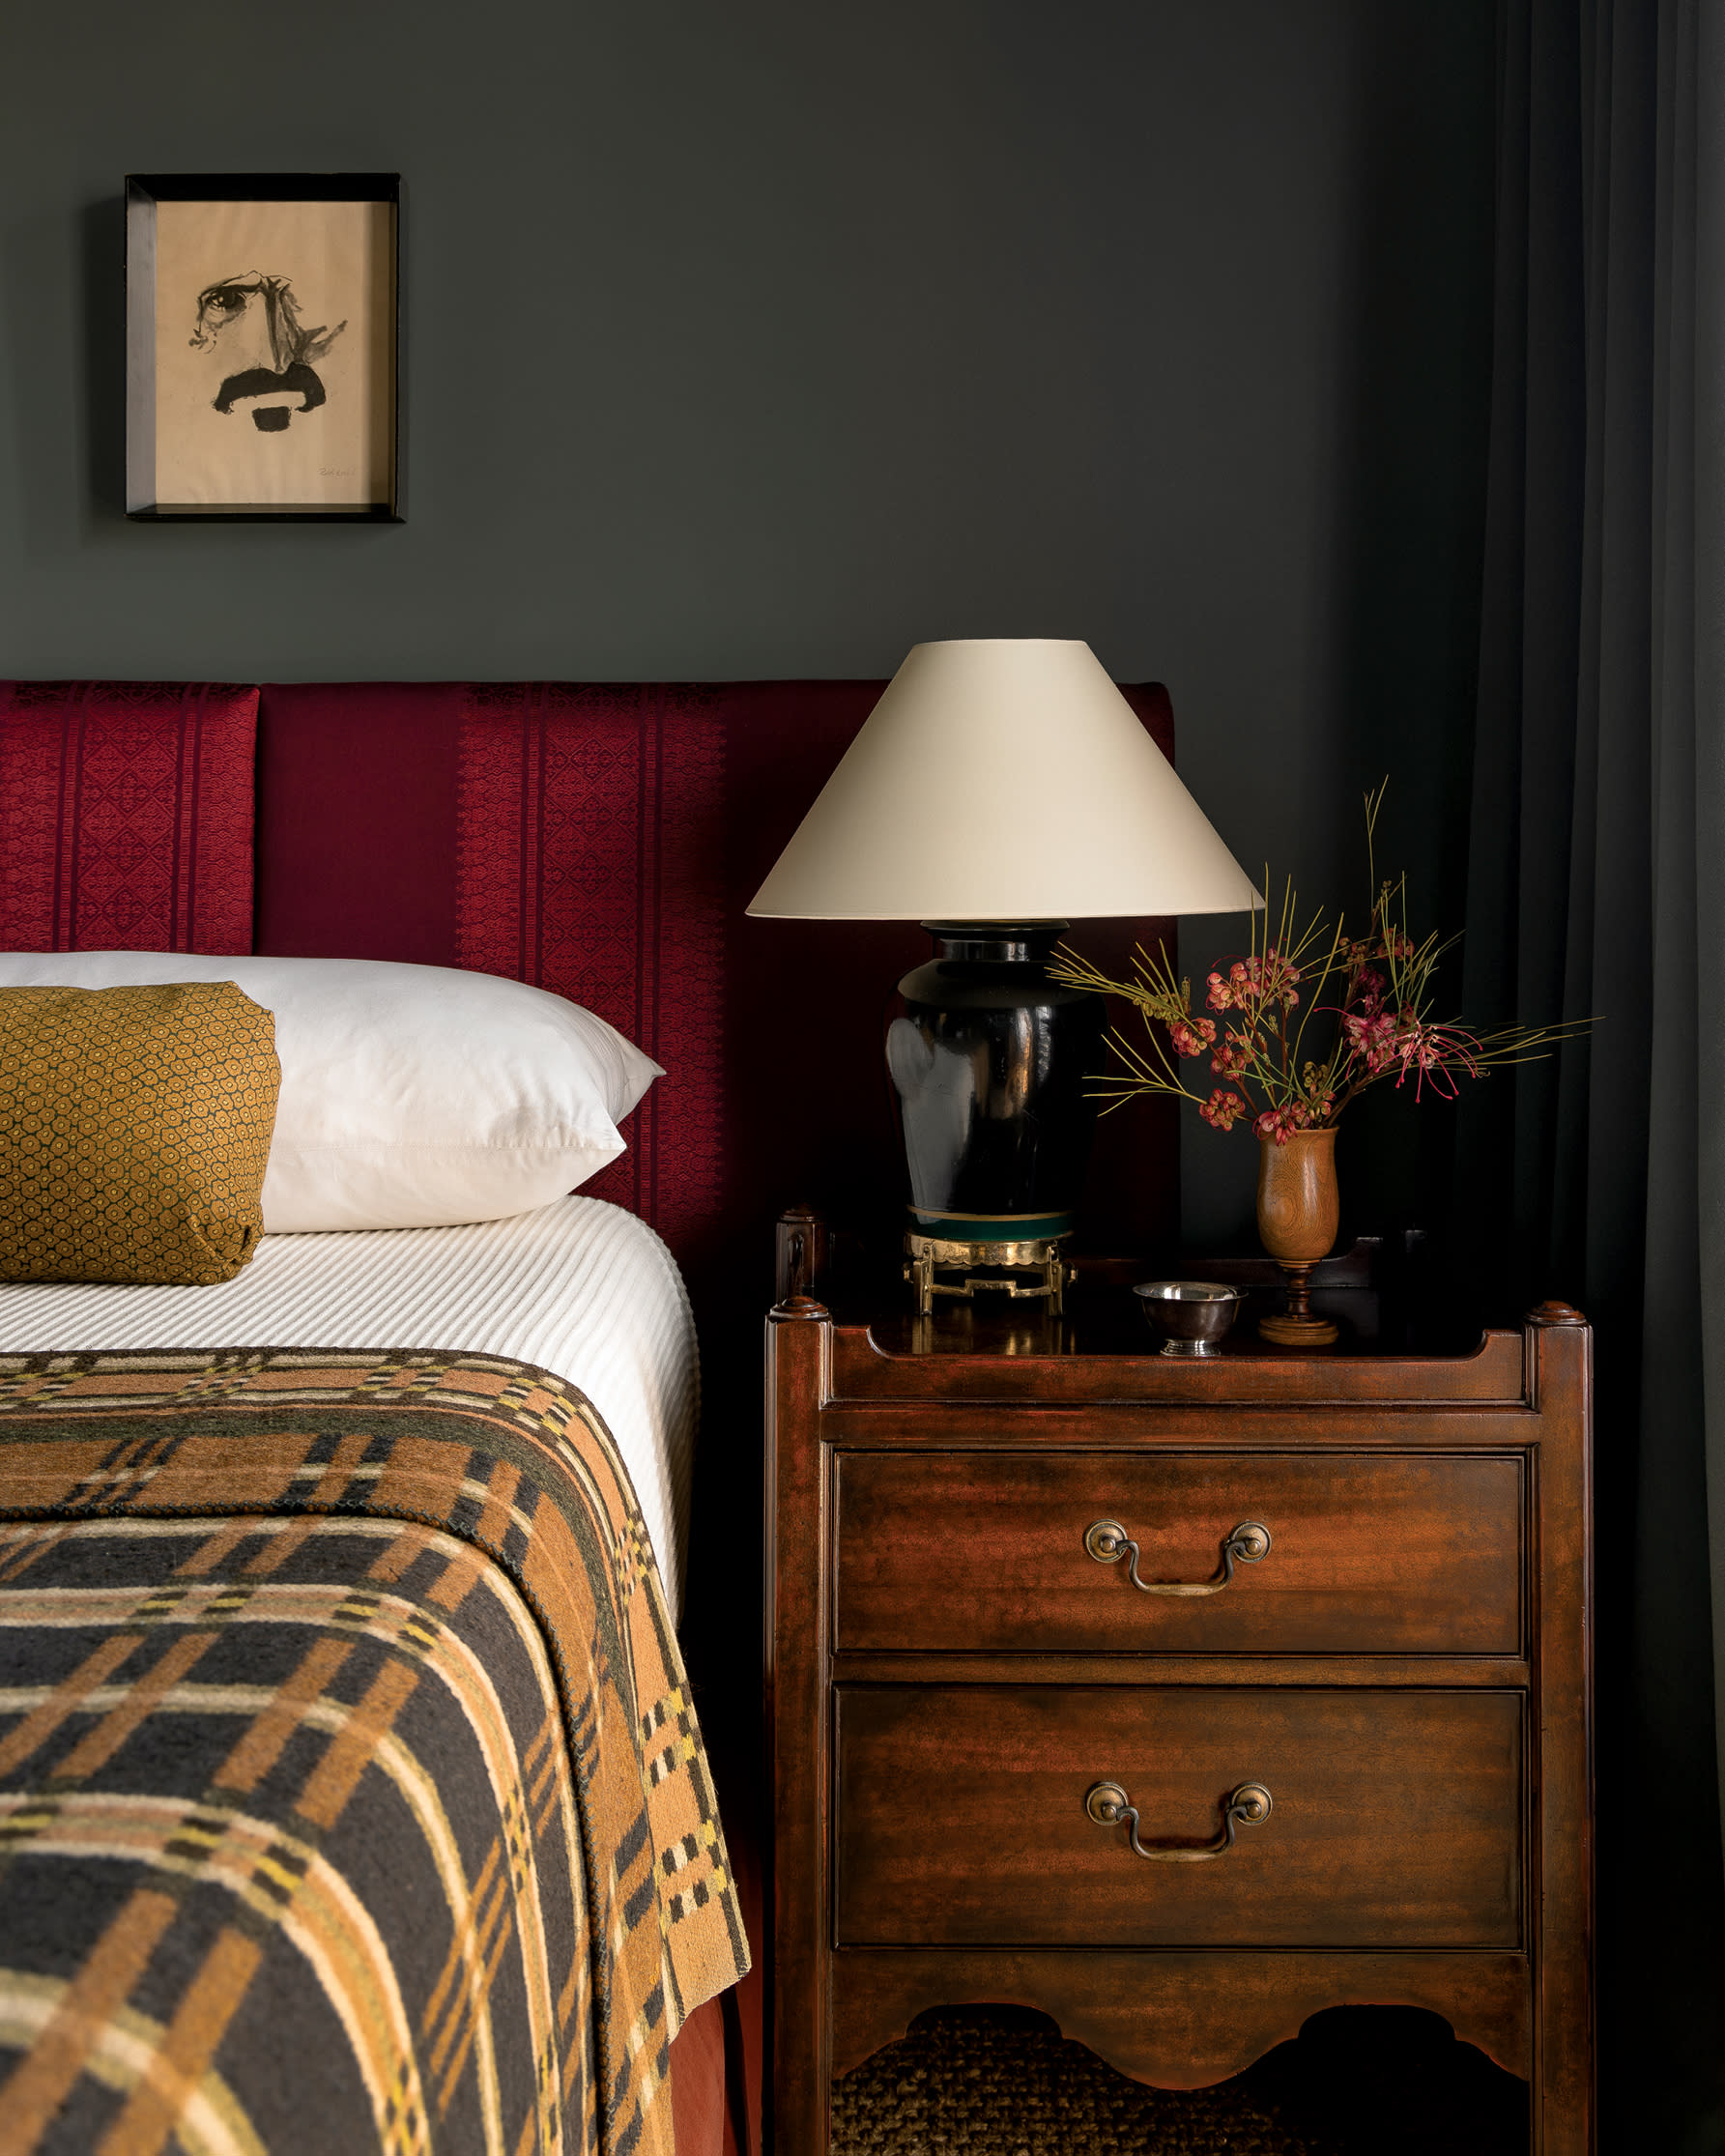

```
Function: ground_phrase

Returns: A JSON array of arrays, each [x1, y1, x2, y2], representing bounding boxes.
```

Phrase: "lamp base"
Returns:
[[888, 924, 1103, 1270], [904, 1227, 1070, 1317]]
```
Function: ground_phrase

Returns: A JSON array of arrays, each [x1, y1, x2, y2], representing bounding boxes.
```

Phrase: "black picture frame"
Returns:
[[126, 173, 401, 521]]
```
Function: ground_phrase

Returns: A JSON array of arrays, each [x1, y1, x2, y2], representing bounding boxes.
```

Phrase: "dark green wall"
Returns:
[[0, 0, 1498, 1244]]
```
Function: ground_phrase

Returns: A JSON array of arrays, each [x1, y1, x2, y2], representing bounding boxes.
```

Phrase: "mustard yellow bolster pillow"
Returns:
[[0, 982, 280, 1285]]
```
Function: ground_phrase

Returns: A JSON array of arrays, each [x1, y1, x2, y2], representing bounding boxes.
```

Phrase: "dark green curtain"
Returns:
[[1457, 2, 1725, 2145]]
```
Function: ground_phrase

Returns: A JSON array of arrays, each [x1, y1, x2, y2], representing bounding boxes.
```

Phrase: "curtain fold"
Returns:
[[1686, 0, 1725, 1916], [1462, 3, 1725, 2144]]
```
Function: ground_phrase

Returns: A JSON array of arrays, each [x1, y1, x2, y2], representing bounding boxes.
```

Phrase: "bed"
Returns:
[[0, 1030, 743, 2156], [0, 680, 808, 2156]]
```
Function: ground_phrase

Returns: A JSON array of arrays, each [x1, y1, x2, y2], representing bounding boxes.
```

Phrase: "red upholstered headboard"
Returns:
[[1, 677, 1178, 1289]]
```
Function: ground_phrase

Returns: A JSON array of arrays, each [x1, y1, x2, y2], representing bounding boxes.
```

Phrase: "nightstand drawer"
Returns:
[[834, 1451, 1522, 1654], [835, 1683, 1522, 1949]]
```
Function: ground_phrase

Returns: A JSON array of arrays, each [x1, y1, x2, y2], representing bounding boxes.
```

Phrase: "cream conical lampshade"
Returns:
[[747, 639, 1261, 920]]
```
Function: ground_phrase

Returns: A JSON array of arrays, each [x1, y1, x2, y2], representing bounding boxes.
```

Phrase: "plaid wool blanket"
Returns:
[[0, 1348, 748, 2156]]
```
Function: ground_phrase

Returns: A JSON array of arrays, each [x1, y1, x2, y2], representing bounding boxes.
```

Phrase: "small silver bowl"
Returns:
[[1134, 1279, 1242, 1357]]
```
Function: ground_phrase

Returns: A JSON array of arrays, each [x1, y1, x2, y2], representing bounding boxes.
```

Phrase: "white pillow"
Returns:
[[0, 953, 662, 1233]]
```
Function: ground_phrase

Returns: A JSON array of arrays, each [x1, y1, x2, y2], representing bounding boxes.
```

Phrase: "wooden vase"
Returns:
[[1255, 1125, 1340, 1346]]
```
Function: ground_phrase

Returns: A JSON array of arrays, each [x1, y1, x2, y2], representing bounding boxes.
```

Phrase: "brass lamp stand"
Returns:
[[905, 1230, 1070, 1317]]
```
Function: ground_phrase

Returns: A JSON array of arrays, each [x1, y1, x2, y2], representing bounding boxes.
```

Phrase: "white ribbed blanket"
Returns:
[[0, 1196, 698, 1616]]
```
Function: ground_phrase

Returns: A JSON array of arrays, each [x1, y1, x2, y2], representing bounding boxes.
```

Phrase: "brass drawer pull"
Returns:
[[1085, 1779, 1274, 1861], [1083, 1517, 1271, 1595]]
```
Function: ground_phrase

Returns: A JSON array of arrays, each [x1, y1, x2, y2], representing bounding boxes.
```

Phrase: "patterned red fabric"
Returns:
[[453, 684, 728, 1259], [0, 681, 256, 956]]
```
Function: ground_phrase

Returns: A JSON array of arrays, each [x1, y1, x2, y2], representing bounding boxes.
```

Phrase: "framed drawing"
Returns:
[[126, 174, 400, 520]]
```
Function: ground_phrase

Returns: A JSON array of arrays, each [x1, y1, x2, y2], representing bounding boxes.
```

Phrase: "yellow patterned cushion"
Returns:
[[0, 982, 280, 1284]]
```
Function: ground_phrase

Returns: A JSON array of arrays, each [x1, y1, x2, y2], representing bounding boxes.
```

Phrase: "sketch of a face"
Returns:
[[189, 273, 346, 432]]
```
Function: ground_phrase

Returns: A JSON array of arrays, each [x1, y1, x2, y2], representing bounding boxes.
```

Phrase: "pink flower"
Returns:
[[1387, 1019, 1480, 1102], [1210, 1027, 1254, 1077], [1168, 1016, 1217, 1058], [1262, 950, 1301, 1010], [1199, 1088, 1249, 1131], [1208, 953, 1302, 1014], [1251, 1103, 1310, 1145], [1342, 1007, 1398, 1076]]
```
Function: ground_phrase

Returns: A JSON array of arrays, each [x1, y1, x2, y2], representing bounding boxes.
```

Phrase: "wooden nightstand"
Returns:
[[763, 1223, 1593, 2153]]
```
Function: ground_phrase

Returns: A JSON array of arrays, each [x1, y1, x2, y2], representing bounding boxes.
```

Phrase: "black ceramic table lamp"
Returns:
[[747, 639, 1260, 1311]]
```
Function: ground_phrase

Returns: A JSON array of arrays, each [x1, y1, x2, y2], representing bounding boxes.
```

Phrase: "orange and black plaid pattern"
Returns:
[[0, 1349, 748, 2155]]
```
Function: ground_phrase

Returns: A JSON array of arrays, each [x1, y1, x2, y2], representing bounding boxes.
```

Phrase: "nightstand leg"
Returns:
[[766, 1299, 834, 2153]]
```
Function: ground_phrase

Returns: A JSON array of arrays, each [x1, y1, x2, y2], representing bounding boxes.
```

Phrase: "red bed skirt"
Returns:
[[673, 1773, 763, 2154]]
